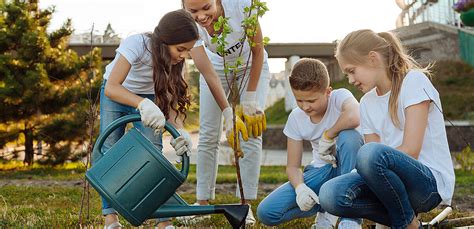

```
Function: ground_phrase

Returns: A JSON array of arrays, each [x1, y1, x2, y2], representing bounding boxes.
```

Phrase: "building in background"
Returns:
[[395, 0, 459, 27], [69, 23, 121, 45], [393, 0, 474, 67]]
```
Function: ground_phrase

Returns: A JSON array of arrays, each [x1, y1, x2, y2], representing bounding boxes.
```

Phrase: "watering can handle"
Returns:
[[92, 114, 189, 178]]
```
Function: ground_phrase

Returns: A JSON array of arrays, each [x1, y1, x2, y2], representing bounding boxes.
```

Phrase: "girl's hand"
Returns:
[[137, 98, 165, 135], [240, 92, 266, 137], [171, 129, 192, 156], [223, 107, 249, 150]]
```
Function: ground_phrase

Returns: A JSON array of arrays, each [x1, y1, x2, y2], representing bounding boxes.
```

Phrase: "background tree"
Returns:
[[0, 0, 102, 165]]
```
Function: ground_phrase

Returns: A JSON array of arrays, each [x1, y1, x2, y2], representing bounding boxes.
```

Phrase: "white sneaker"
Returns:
[[311, 211, 338, 229], [338, 218, 362, 229], [375, 223, 390, 229], [245, 206, 256, 225], [175, 203, 211, 224], [104, 221, 122, 229]]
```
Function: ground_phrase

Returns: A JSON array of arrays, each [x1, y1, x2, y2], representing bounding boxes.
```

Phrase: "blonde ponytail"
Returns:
[[336, 30, 432, 128]]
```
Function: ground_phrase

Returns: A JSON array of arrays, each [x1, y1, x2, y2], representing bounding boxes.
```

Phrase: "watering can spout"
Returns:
[[152, 204, 248, 229], [215, 204, 249, 228]]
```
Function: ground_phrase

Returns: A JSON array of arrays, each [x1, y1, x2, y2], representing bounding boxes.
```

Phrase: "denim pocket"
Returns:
[[415, 192, 441, 213]]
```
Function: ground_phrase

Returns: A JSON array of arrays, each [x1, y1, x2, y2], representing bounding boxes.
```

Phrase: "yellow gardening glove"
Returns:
[[240, 91, 267, 138], [254, 111, 267, 136], [242, 110, 267, 138], [236, 105, 255, 137], [223, 107, 249, 151], [236, 104, 258, 138]]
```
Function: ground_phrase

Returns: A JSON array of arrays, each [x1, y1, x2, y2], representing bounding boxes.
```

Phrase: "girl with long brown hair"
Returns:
[[95, 9, 231, 229]]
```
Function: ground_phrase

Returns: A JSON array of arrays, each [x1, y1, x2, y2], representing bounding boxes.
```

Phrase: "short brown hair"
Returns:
[[289, 58, 330, 91]]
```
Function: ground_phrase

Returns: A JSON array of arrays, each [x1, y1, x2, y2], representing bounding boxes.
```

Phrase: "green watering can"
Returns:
[[86, 114, 248, 228]]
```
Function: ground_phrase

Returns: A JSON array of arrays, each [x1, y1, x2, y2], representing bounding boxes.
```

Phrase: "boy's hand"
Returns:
[[295, 183, 319, 211], [318, 131, 337, 168]]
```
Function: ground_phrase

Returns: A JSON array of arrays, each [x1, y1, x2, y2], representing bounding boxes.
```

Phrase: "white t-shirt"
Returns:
[[360, 70, 455, 205], [194, 0, 268, 70], [284, 89, 358, 168], [103, 34, 154, 94]]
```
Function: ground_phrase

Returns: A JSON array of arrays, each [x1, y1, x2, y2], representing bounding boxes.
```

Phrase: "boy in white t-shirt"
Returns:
[[257, 58, 363, 228]]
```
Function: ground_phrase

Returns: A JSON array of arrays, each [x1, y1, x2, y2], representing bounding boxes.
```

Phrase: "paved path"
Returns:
[[161, 132, 313, 166]]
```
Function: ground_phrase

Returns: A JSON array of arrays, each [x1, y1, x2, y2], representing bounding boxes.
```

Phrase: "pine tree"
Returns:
[[0, 0, 102, 165]]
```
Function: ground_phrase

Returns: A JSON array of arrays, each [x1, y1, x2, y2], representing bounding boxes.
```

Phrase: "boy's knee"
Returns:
[[256, 204, 281, 226], [338, 129, 360, 139], [337, 130, 363, 148]]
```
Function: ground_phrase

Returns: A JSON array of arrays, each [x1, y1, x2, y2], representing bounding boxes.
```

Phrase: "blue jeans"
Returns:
[[319, 142, 441, 229], [257, 130, 363, 226], [95, 80, 164, 217]]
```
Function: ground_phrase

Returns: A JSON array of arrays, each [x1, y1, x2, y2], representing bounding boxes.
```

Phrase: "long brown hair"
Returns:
[[335, 29, 431, 128], [146, 9, 198, 121]]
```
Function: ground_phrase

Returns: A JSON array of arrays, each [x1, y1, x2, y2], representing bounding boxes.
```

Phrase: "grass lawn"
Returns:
[[1, 162, 473, 228]]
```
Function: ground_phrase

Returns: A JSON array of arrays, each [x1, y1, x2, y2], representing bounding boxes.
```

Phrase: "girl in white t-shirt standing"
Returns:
[[182, 0, 270, 224], [95, 10, 233, 229], [319, 29, 455, 229]]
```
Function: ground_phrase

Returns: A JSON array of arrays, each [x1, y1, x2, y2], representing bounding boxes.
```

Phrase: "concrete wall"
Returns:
[[393, 22, 464, 64]]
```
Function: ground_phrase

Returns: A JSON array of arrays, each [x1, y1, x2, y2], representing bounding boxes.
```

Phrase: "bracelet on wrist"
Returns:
[[323, 131, 337, 140]]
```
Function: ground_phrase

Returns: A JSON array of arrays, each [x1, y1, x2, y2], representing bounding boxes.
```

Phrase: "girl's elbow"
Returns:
[[399, 145, 421, 159], [104, 83, 115, 98], [410, 148, 422, 160], [104, 85, 111, 97], [104, 86, 110, 96]]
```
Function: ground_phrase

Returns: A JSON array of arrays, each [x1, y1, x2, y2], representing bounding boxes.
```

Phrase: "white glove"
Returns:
[[137, 98, 165, 135], [295, 183, 319, 211], [223, 107, 234, 136], [241, 91, 259, 115], [170, 129, 192, 156], [318, 131, 337, 168]]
